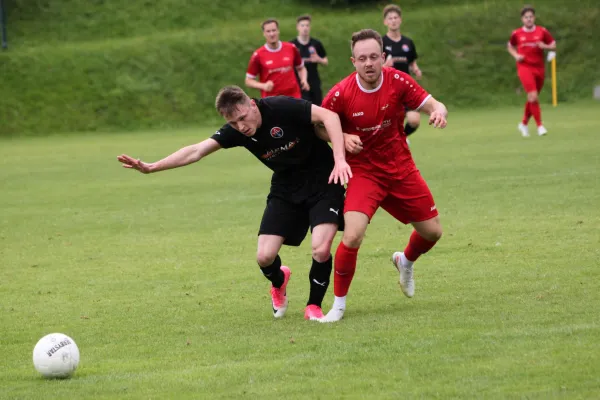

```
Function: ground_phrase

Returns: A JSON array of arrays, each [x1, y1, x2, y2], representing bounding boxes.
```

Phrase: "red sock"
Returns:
[[530, 101, 542, 127], [333, 241, 358, 297], [522, 102, 531, 125], [404, 230, 438, 262]]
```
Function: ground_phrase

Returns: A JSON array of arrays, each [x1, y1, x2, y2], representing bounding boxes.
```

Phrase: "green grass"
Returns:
[[1, 0, 599, 134], [1, 105, 599, 399]]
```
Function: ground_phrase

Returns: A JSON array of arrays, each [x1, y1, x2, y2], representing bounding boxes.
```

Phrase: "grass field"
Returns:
[[1, 104, 599, 399]]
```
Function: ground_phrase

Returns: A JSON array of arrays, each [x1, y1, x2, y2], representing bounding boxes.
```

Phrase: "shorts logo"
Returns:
[[335, 91, 340, 97], [385, 46, 392, 52], [270, 127, 284, 139], [214, 130, 220, 135], [402, 44, 410, 52], [430, 205, 437, 211], [394, 74, 400, 79]]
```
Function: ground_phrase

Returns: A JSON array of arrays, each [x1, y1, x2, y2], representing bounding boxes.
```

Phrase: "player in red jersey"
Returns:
[[508, 5, 556, 137], [316, 29, 448, 322], [245, 19, 310, 99]]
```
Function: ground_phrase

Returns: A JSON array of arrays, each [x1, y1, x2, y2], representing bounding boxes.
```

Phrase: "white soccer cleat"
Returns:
[[392, 252, 415, 298], [320, 307, 345, 323], [537, 126, 548, 136], [518, 123, 530, 137]]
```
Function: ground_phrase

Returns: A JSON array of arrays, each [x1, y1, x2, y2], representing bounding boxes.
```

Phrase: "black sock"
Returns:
[[404, 123, 418, 136], [259, 255, 284, 288], [307, 255, 333, 307]]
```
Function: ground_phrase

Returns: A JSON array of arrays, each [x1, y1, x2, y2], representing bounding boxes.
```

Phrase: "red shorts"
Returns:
[[344, 170, 438, 224], [518, 66, 545, 93]]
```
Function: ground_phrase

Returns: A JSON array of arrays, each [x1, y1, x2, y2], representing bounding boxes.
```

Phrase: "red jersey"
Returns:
[[322, 67, 430, 179], [509, 26, 555, 69], [246, 41, 303, 98]]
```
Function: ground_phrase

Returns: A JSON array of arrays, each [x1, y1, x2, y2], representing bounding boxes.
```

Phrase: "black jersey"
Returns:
[[290, 37, 327, 86], [382, 34, 418, 75], [211, 96, 334, 195]]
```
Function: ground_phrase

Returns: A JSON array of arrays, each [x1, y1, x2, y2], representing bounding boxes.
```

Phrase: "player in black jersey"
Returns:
[[290, 15, 328, 106], [382, 4, 423, 138], [117, 86, 351, 321]]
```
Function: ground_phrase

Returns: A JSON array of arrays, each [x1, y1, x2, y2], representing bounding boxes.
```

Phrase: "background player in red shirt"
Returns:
[[245, 19, 310, 99], [508, 5, 556, 137], [317, 29, 448, 322]]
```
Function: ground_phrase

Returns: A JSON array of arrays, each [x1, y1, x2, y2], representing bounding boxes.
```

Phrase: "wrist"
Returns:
[[147, 162, 158, 173]]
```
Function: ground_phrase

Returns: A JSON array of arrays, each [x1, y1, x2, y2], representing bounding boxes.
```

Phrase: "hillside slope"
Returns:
[[1, 0, 598, 134]]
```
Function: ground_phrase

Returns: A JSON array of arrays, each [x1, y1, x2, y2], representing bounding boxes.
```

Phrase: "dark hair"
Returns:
[[383, 4, 402, 19], [215, 86, 251, 116], [521, 5, 535, 16], [351, 29, 383, 54], [297, 14, 311, 23], [261, 19, 279, 30]]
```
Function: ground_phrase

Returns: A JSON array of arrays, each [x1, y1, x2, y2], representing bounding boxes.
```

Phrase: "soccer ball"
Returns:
[[32, 333, 80, 378]]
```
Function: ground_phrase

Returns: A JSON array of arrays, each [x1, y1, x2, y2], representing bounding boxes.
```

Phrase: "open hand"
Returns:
[[329, 160, 353, 186], [428, 111, 447, 129], [117, 154, 153, 174]]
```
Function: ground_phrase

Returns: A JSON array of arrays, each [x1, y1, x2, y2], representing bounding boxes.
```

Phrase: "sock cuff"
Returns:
[[312, 254, 332, 264], [339, 241, 359, 254]]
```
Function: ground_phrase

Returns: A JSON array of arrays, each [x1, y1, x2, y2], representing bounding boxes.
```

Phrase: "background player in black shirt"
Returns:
[[382, 4, 423, 138], [291, 15, 328, 106], [117, 86, 351, 321]]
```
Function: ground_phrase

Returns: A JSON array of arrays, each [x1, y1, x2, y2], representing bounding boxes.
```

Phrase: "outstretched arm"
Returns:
[[117, 138, 222, 174], [418, 97, 448, 129]]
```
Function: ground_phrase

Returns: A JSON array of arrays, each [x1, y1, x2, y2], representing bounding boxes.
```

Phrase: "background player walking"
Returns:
[[507, 5, 556, 137], [382, 4, 423, 138], [246, 19, 310, 99], [291, 15, 328, 106]]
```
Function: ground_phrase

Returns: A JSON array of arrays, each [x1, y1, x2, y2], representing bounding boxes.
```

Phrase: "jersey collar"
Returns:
[[356, 71, 384, 94], [264, 41, 283, 52], [522, 25, 536, 33]]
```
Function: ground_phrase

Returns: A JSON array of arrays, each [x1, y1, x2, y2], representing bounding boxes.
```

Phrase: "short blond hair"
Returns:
[[383, 4, 402, 18]]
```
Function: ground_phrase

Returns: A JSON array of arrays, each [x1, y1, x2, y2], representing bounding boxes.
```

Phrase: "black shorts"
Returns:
[[258, 183, 345, 246], [301, 84, 323, 106]]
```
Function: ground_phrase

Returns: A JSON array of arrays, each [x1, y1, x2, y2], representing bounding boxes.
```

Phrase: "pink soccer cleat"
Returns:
[[304, 304, 325, 321], [270, 266, 291, 318]]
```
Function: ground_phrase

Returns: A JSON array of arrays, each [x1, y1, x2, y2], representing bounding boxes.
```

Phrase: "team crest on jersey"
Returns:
[[270, 127, 284, 139], [402, 44, 410, 52]]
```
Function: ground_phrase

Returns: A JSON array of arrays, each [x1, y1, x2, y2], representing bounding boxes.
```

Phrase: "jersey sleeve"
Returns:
[[412, 40, 418, 61], [266, 96, 312, 125], [509, 30, 518, 46], [321, 84, 343, 114], [316, 40, 327, 58], [211, 124, 243, 149], [542, 28, 555, 44], [396, 72, 431, 111], [293, 46, 303, 68], [246, 51, 260, 79]]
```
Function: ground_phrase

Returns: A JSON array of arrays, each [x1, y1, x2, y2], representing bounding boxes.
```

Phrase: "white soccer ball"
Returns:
[[32, 333, 80, 378]]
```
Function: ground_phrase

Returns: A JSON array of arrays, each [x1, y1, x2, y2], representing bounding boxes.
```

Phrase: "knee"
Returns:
[[343, 230, 364, 249], [256, 248, 277, 267], [527, 92, 538, 102], [312, 241, 332, 263], [422, 227, 443, 242]]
